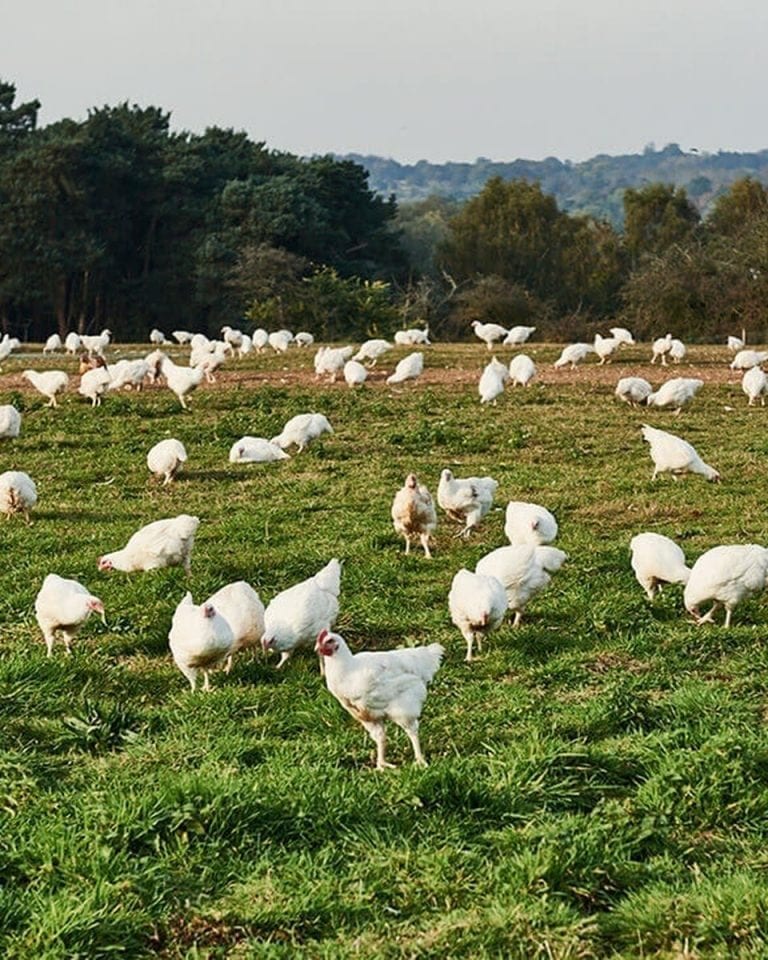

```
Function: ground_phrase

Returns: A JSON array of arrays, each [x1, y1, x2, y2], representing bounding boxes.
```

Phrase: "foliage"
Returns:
[[622, 183, 700, 264], [0, 88, 406, 339], [346, 143, 768, 226]]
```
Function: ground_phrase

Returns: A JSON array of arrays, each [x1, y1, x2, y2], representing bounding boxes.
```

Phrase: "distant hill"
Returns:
[[341, 143, 768, 226]]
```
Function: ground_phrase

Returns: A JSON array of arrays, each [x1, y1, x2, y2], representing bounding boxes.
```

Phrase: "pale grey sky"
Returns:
[[5, 0, 767, 163]]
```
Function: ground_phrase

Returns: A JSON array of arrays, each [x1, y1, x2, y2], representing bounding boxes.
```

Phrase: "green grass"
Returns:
[[2, 342, 768, 958]]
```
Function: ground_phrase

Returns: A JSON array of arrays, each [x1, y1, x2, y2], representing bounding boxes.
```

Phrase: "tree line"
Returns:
[[1, 79, 767, 343]]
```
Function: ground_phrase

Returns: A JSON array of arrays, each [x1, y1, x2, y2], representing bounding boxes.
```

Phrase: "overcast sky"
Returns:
[[5, 0, 767, 164]]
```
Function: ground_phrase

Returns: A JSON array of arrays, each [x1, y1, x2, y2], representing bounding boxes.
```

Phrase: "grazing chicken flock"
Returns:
[[3, 322, 768, 770]]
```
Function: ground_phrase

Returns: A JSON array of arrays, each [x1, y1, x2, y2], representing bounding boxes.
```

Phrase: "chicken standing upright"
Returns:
[[158, 354, 205, 409], [34, 574, 105, 657], [437, 468, 498, 537], [316, 628, 444, 769], [448, 569, 507, 661], [168, 593, 234, 691], [471, 321, 508, 349], [98, 514, 200, 574], [262, 558, 341, 668], [391, 473, 437, 557], [684, 545, 768, 627], [23, 370, 69, 407]]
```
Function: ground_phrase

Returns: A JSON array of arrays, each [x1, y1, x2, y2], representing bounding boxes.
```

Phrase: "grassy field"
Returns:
[[2, 341, 768, 958]]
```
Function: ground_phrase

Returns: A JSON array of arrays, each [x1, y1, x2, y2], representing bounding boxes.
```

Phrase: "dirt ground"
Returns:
[[0, 342, 751, 397]]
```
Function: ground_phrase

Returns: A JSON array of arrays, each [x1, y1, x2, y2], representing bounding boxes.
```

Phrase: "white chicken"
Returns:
[[78, 366, 112, 406], [239, 334, 253, 356], [684, 544, 768, 627], [229, 437, 290, 463], [269, 330, 293, 353], [394, 327, 430, 346], [168, 593, 234, 691], [593, 334, 622, 364], [386, 352, 424, 385], [23, 369, 69, 407], [172, 330, 194, 345], [609, 327, 636, 345], [149, 328, 167, 345], [391, 473, 437, 557], [471, 321, 508, 349], [343, 359, 368, 387], [504, 501, 558, 546], [742, 366, 768, 406], [147, 438, 188, 484], [646, 377, 703, 414], [353, 339, 392, 365], [508, 354, 536, 387], [43, 333, 63, 353], [476, 544, 567, 626], [261, 558, 341, 669], [159, 354, 204, 409], [629, 532, 691, 600], [478, 356, 509, 404], [252, 328, 269, 352], [64, 332, 81, 354], [204, 580, 265, 672], [98, 514, 200, 574], [0, 405, 21, 439], [448, 569, 507, 662], [554, 343, 593, 369], [730, 349, 768, 371], [294, 331, 315, 347], [651, 334, 673, 365], [107, 358, 150, 391], [437, 468, 497, 537], [221, 325, 243, 351], [0, 470, 37, 521], [314, 345, 355, 382], [641, 425, 720, 482], [195, 341, 229, 383], [316, 628, 443, 769], [503, 325, 536, 346], [34, 574, 105, 657], [81, 329, 111, 356], [727, 335, 745, 353], [669, 338, 686, 363], [615, 376, 652, 406], [271, 412, 333, 453]]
